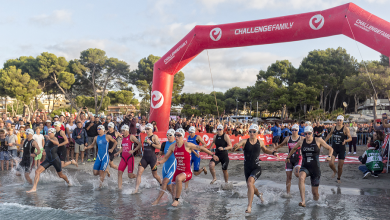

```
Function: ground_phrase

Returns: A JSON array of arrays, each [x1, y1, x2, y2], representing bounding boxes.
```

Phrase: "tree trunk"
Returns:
[[5, 97, 7, 116], [35, 96, 39, 111], [332, 90, 340, 112], [320, 90, 323, 110], [373, 97, 377, 119], [328, 93, 331, 112], [354, 94, 359, 114], [22, 105, 26, 117]]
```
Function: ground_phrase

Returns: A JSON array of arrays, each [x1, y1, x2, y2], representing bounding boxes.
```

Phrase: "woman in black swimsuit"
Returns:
[[285, 126, 333, 207]]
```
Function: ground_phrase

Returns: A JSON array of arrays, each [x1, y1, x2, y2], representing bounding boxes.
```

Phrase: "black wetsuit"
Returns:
[[17, 139, 36, 173], [40, 139, 62, 172], [139, 135, 157, 171], [300, 139, 321, 186], [332, 126, 346, 160], [107, 131, 118, 161], [211, 133, 229, 170], [244, 139, 261, 182], [55, 130, 66, 162]]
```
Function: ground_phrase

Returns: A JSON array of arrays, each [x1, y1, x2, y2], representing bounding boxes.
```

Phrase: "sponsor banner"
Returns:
[[198, 152, 361, 164], [139, 132, 273, 152], [355, 19, 390, 40]]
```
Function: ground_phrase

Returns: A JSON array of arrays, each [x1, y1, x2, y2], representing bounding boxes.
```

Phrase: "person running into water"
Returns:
[[86, 125, 117, 187], [106, 122, 120, 176], [286, 126, 333, 207], [185, 126, 208, 189], [274, 124, 303, 195], [53, 121, 78, 168], [324, 115, 352, 184], [27, 128, 71, 193], [134, 123, 162, 193], [209, 124, 232, 184], [156, 128, 218, 207], [233, 124, 278, 213], [116, 125, 141, 189], [152, 129, 177, 205], [15, 129, 41, 184]]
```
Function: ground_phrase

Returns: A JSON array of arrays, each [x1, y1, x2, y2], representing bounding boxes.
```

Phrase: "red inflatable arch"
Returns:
[[149, 3, 390, 132]]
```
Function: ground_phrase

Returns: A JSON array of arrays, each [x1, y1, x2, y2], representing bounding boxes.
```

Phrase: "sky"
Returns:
[[0, 0, 389, 99]]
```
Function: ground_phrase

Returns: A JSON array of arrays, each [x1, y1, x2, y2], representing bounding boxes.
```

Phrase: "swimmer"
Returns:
[[14, 129, 41, 184], [53, 121, 78, 168], [324, 115, 352, 184], [156, 128, 218, 207], [86, 125, 117, 187], [152, 129, 177, 205], [274, 124, 303, 195], [106, 122, 120, 177], [185, 126, 208, 189], [115, 125, 141, 189], [209, 124, 232, 184], [233, 124, 276, 213], [27, 128, 71, 193], [134, 123, 162, 193], [286, 126, 333, 207]]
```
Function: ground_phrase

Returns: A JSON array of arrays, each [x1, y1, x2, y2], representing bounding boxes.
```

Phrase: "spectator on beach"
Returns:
[[298, 121, 305, 136], [271, 122, 281, 149], [348, 122, 358, 154], [359, 130, 384, 178]]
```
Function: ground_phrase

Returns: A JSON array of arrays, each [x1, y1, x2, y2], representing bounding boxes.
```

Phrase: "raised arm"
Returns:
[[233, 139, 247, 151]]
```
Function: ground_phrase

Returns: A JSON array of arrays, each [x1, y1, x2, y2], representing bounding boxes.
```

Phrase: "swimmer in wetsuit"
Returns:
[[115, 125, 141, 189], [233, 124, 277, 213], [324, 115, 352, 184], [156, 128, 218, 207], [86, 125, 117, 187], [286, 126, 333, 207], [53, 121, 78, 168], [152, 129, 177, 205], [275, 124, 303, 195], [14, 129, 41, 184], [134, 123, 162, 194], [106, 122, 120, 177], [209, 124, 232, 184], [27, 128, 71, 193], [185, 126, 208, 189]]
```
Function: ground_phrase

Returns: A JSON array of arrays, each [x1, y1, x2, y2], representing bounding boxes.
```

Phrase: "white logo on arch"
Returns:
[[309, 14, 324, 30], [203, 135, 211, 146], [210, 28, 222, 41], [150, 90, 164, 109]]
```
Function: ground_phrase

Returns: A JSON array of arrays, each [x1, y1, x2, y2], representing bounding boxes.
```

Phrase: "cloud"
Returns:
[[180, 48, 302, 94], [198, 0, 389, 11], [30, 10, 72, 26]]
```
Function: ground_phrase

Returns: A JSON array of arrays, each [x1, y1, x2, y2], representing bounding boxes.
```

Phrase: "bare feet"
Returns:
[[107, 170, 111, 177], [68, 182, 72, 187], [336, 178, 341, 184], [210, 179, 217, 184], [299, 202, 306, 207], [26, 189, 37, 193], [152, 200, 159, 206], [71, 160, 78, 167], [203, 167, 207, 175], [245, 206, 252, 213], [332, 171, 336, 178], [258, 192, 264, 204], [132, 189, 139, 194], [172, 200, 179, 207]]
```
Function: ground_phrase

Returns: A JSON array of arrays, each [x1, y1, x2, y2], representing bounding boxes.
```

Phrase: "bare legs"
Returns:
[[152, 178, 173, 205], [118, 171, 136, 189], [185, 167, 207, 189], [93, 169, 107, 188], [246, 177, 263, 213], [134, 166, 145, 193], [171, 173, 186, 207], [209, 161, 217, 184], [27, 166, 70, 193], [286, 167, 300, 195], [298, 172, 307, 207], [75, 151, 85, 164], [329, 157, 344, 183], [223, 170, 229, 183], [62, 160, 78, 168]]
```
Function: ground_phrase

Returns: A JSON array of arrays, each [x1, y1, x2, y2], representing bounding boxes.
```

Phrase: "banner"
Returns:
[[139, 132, 273, 152]]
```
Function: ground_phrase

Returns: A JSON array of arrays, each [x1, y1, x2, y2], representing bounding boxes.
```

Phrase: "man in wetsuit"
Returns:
[[324, 115, 352, 184], [53, 121, 78, 168], [233, 124, 276, 213], [115, 125, 141, 189], [27, 128, 71, 193], [185, 126, 208, 189], [209, 124, 232, 184], [133, 123, 162, 193], [15, 129, 41, 184], [286, 126, 333, 207], [156, 128, 218, 207], [86, 125, 117, 187], [152, 129, 177, 205], [106, 122, 120, 176], [275, 124, 302, 195]]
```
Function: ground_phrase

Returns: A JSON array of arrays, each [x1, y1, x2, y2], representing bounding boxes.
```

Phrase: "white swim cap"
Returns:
[[292, 124, 299, 130], [108, 122, 115, 128], [337, 115, 344, 121], [121, 125, 129, 131], [48, 128, 56, 133], [249, 124, 259, 132], [217, 124, 223, 130], [167, 129, 175, 136], [304, 126, 313, 133], [145, 123, 153, 130], [25, 128, 34, 135], [97, 125, 105, 130], [175, 128, 185, 137], [53, 121, 62, 127], [188, 126, 196, 133]]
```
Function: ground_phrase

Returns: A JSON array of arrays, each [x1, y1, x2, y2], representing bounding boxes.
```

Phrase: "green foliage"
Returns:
[[179, 92, 224, 116], [107, 90, 137, 105], [75, 95, 110, 112], [50, 107, 77, 118], [380, 54, 389, 67]]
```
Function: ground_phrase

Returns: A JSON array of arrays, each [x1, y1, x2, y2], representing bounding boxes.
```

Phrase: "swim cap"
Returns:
[[292, 124, 299, 130], [121, 125, 129, 131], [188, 126, 196, 133], [249, 124, 259, 132], [304, 126, 313, 133], [175, 128, 185, 137]]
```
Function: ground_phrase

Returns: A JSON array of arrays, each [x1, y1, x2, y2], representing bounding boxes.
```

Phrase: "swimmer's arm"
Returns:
[[275, 137, 289, 150], [48, 137, 59, 146], [191, 149, 199, 158], [317, 138, 333, 158], [151, 135, 161, 149], [32, 141, 41, 156], [343, 127, 352, 144], [107, 135, 117, 151], [259, 139, 275, 155], [130, 135, 142, 152], [209, 135, 216, 151], [59, 130, 68, 146], [197, 135, 207, 147], [324, 127, 334, 142], [190, 142, 218, 160], [286, 140, 303, 159], [233, 139, 247, 151], [223, 134, 233, 150], [158, 145, 175, 165], [86, 137, 97, 149]]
